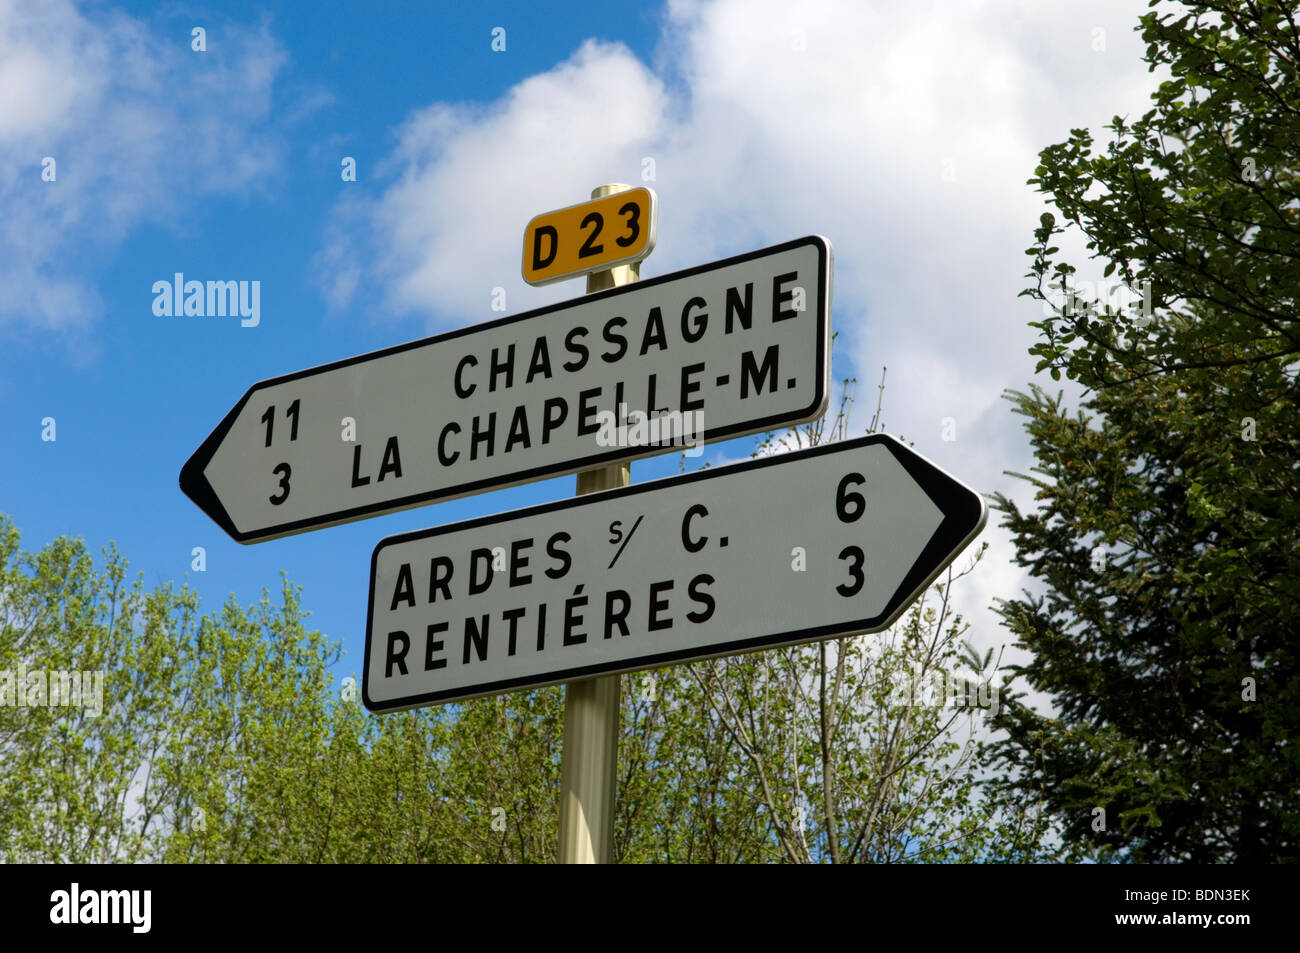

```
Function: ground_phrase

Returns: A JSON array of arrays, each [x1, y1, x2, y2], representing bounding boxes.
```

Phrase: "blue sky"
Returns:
[[2, 0, 1160, 695]]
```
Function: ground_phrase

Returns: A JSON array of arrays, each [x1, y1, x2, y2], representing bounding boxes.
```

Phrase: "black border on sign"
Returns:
[[179, 235, 832, 544], [362, 432, 988, 713]]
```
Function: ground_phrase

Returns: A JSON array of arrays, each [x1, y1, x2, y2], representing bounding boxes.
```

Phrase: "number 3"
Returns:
[[616, 201, 641, 248], [836, 545, 864, 597], [269, 463, 291, 505]]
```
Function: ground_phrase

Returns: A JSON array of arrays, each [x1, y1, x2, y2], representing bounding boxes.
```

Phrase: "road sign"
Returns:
[[181, 236, 831, 544], [523, 187, 657, 285], [363, 433, 987, 712]]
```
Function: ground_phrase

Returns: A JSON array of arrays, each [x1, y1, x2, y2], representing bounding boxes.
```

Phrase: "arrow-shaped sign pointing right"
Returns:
[[363, 432, 987, 712]]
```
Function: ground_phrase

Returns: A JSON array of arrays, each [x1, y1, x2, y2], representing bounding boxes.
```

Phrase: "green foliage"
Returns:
[[0, 515, 563, 863], [1023, 1, 1300, 408], [996, 0, 1300, 862]]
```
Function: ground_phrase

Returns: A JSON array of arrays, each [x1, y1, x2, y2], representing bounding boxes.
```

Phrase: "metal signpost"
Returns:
[[181, 179, 989, 867], [558, 182, 639, 864]]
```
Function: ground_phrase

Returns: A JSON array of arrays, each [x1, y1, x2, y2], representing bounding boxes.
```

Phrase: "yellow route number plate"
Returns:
[[522, 187, 657, 286]]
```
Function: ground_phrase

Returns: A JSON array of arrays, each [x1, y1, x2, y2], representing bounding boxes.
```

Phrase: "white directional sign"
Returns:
[[181, 236, 832, 543], [363, 433, 987, 712]]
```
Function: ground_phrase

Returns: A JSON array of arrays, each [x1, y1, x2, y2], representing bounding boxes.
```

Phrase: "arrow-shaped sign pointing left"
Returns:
[[180, 237, 831, 543]]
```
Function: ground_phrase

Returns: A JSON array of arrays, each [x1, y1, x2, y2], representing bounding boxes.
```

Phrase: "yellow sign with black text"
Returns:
[[522, 187, 657, 286]]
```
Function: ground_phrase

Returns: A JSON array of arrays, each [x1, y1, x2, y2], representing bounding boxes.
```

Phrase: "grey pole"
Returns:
[[556, 183, 639, 864]]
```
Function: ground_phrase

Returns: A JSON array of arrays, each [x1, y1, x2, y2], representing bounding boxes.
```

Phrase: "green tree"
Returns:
[[0, 514, 562, 864], [994, 0, 1300, 861]]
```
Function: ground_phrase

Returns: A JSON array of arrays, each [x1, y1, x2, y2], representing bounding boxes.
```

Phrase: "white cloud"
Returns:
[[0, 0, 285, 340], [316, 38, 669, 328]]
